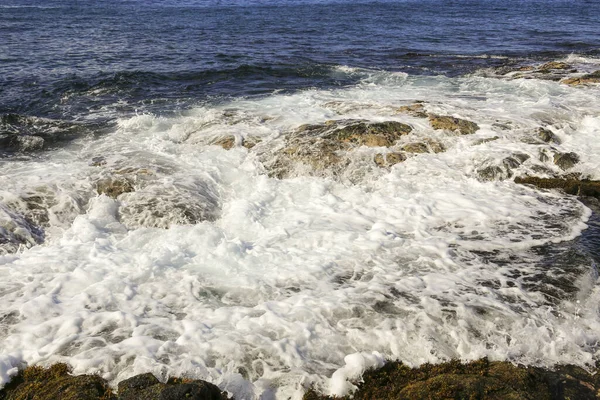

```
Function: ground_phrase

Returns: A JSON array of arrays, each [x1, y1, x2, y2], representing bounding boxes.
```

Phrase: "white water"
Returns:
[[1, 68, 600, 399]]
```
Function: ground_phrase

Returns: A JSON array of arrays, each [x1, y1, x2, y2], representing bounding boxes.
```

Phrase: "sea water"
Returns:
[[1, 1, 600, 399]]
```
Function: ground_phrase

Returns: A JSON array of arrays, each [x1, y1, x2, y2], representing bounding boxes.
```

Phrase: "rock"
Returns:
[[95, 177, 135, 199], [0, 365, 230, 400], [212, 135, 261, 150], [374, 152, 406, 167], [477, 153, 530, 181], [515, 177, 600, 198], [263, 120, 412, 179], [332, 121, 413, 147], [400, 139, 445, 154], [396, 102, 428, 118], [472, 136, 499, 145], [538, 61, 572, 71], [0, 364, 115, 400], [537, 127, 560, 144], [303, 358, 598, 400], [553, 152, 579, 170], [401, 142, 428, 153], [562, 70, 600, 85], [118, 374, 227, 400], [428, 114, 479, 135]]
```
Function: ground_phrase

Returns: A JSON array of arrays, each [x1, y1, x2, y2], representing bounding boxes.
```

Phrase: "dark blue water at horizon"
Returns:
[[1, 0, 599, 122]]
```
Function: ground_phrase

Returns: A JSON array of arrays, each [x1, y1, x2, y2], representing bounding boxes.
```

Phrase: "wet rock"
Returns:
[[428, 114, 479, 135], [472, 136, 499, 146], [212, 135, 261, 150], [264, 120, 412, 179], [0, 365, 229, 400], [118, 374, 227, 400], [401, 139, 445, 154], [303, 358, 598, 400], [0, 364, 115, 400], [332, 121, 413, 147], [562, 70, 600, 85], [374, 152, 406, 167], [95, 177, 135, 199], [396, 102, 428, 118], [477, 153, 530, 181], [537, 127, 561, 144], [538, 61, 572, 71], [515, 177, 600, 198], [553, 152, 579, 170]]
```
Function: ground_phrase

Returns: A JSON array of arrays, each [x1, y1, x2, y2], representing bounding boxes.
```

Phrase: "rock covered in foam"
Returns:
[[0, 204, 44, 254], [118, 182, 220, 229], [428, 114, 479, 135]]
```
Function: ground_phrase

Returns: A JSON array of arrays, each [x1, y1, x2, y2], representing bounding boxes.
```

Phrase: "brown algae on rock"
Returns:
[[428, 114, 479, 135]]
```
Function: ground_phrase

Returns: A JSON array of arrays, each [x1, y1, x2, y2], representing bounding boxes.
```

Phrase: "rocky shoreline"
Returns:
[[1, 359, 598, 400]]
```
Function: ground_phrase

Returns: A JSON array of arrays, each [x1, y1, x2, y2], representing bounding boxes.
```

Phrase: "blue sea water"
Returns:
[[1, 0, 600, 121]]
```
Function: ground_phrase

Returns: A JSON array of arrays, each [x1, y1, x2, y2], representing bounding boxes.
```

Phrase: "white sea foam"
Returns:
[[0, 70, 599, 399]]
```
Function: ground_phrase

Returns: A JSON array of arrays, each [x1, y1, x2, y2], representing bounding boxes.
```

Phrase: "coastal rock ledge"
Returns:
[[2, 359, 598, 400]]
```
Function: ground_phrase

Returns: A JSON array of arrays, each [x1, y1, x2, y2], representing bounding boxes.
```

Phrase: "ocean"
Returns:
[[1, 0, 600, 398]]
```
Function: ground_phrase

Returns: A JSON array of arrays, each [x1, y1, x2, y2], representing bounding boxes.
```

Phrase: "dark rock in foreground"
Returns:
[[118, 373, 227, 400], [515, 177, 600, 198], [0, 364, 228, 400], [0, 364, 114, 400], [304, 358, 598, 400]]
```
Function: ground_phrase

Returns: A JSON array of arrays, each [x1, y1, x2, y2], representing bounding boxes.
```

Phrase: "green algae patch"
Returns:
[[303, 359, 599, 400]]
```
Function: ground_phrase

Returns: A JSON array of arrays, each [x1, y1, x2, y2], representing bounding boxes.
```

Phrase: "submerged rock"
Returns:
[[0, 114, 109, 153], [401, 139, 445, 154], [428, 114, 479, 135], [515, 177, 600, 198], [0, 203, 44, 254], [562, 70, 600, 85], [303, 358, 598, 400], [118, 183, 220, 229]]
